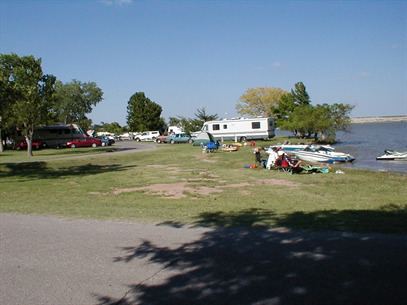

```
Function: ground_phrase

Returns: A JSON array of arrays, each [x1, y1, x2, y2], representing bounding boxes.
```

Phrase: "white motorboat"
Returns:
[[289, 145, 355, 163], [269, 144, 334, 152], [376, 150, 407, 161]]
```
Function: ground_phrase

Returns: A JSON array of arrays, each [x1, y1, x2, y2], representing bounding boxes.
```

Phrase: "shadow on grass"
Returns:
[[96, 208, 407, 305], [0, 162, 136, 181], [192, 205, 407, 234]]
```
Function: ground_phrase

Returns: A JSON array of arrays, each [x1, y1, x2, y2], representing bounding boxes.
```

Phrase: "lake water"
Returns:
[[277, 122, 407, 173]]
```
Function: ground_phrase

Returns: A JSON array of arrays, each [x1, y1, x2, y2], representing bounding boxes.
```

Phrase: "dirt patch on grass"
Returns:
[[255, 178, 299, 187], [110, 178, 299, 199], [112, 182, 220, 199]]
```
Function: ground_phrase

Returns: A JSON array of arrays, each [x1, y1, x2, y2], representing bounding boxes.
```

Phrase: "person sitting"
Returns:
[[281, 153, 303, 173]]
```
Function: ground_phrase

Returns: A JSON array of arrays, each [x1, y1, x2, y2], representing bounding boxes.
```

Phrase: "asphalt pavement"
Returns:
[[1, 214, 407, 305]]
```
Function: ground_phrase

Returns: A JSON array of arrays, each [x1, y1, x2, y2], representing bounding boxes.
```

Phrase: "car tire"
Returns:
[[71, 144, 76, 148], [92, 143, 97, 148], [135, 138, 140, 142], [156, 139, 161, 143], [170, 139, 175, 144], [188, 139, 193, 144], [101, 142, 106, 147]]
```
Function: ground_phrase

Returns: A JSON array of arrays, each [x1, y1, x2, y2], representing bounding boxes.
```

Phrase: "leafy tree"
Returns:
[[53, 79, 103, 127], [127, 92, 164, 132], [273, 92, 296, 125], [0, 54, 19, 152], [96, 121, 124, 134], [236, 87, 287, 117], [291, 82, 311, 106], [279, 103, 353, 142], [168, 108, 218, 135], [3, 54, 56, 156], [194, 107, 218, 122]]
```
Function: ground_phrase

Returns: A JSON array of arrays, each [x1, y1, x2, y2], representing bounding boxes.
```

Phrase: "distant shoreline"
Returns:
[[351, 115, 407, 124]]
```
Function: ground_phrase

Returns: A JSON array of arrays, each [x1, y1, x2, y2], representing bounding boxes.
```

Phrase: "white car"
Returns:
[[118, 132, 134, 141], [134, 131, 159, 142]]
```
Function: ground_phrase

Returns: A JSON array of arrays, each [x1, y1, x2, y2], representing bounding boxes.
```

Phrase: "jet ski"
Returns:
[[376, 150, 407, 161]]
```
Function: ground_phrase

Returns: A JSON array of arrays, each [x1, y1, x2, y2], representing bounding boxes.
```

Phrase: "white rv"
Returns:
[[201, 117, 275, 142]]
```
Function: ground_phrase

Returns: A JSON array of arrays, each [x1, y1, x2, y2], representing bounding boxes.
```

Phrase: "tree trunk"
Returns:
[[0, 116, 3, 152], [0, 126, 3, 153], [26, 127, 34, 157]]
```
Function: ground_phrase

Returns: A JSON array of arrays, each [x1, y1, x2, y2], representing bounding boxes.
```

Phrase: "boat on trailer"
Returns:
[[376, 150, 407, 161]]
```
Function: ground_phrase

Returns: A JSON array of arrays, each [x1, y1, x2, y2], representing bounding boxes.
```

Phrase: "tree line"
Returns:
[[1, 53, 353, 157], [0, 54, 103, 156], [237, 82, 353, 142]]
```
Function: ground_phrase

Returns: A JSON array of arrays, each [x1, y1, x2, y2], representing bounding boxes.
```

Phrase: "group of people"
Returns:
[[254, 146, 303, 172]]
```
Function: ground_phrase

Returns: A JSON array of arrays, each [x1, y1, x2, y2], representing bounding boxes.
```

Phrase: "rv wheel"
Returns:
[[240, 136, 247, 142]]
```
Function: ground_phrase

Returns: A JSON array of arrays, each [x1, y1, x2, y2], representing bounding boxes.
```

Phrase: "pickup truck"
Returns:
[[134, 131, 159, 142]]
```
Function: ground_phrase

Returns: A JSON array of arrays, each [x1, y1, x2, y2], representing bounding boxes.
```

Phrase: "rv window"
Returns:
[[212, 124, 220, 131], [223, 124, 227, 129], [252, 122, 261, 129]]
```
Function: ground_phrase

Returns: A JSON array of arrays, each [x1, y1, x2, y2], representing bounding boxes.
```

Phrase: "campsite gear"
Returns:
[[192, 131, 217, 146], [203, 141, 219, 153], [222, 144, 239, 152]]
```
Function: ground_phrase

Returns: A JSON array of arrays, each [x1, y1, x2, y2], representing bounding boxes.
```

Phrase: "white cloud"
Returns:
[[100, 0, 133, 6], [272, 61, 281, 68]]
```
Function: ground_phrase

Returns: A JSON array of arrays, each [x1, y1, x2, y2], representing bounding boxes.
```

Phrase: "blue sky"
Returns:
[[1, 0, 406, 125]]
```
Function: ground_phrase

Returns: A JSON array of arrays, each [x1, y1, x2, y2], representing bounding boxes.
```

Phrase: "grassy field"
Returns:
[[1, 142, 406, 233]]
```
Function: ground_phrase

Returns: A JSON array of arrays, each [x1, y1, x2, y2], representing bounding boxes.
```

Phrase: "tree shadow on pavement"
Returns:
[[95, 208, 407, 305], [0, 162, 137, 181]]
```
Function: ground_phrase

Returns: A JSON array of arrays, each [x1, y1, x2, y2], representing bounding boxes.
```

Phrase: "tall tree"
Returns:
[[194, 107, 218, 122], [0, 54, 19, 152], [53, 79, 103, 127], [127, 92, 164, 132], [4, 54, 56, 156], [236, 87, 287, 117], [291, 82, 311, 106]]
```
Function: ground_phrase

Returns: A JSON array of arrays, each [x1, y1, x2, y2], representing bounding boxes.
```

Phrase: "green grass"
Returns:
[[1, 142, 406, 234]]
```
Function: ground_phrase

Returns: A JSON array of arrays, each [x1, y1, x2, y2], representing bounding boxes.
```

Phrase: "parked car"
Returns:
[[117, 132, 134, 141], [155, 135, 168, 144], [166, 133, 193, 144], [96, 135, 115, 146], [66, 137, 102, 148], [15, 139, 44, 150], [134, 131, 159, 142]]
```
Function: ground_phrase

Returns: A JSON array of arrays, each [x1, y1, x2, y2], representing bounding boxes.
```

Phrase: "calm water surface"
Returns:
[[276, 122, 407, 173], [334, 122, 407, 173]]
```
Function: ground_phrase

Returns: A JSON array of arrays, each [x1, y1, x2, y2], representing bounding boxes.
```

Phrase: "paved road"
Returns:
[[1, 214, 407, 305]]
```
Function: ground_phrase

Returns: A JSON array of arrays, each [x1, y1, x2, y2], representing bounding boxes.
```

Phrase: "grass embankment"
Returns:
[[1, 142, 406, 234]]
